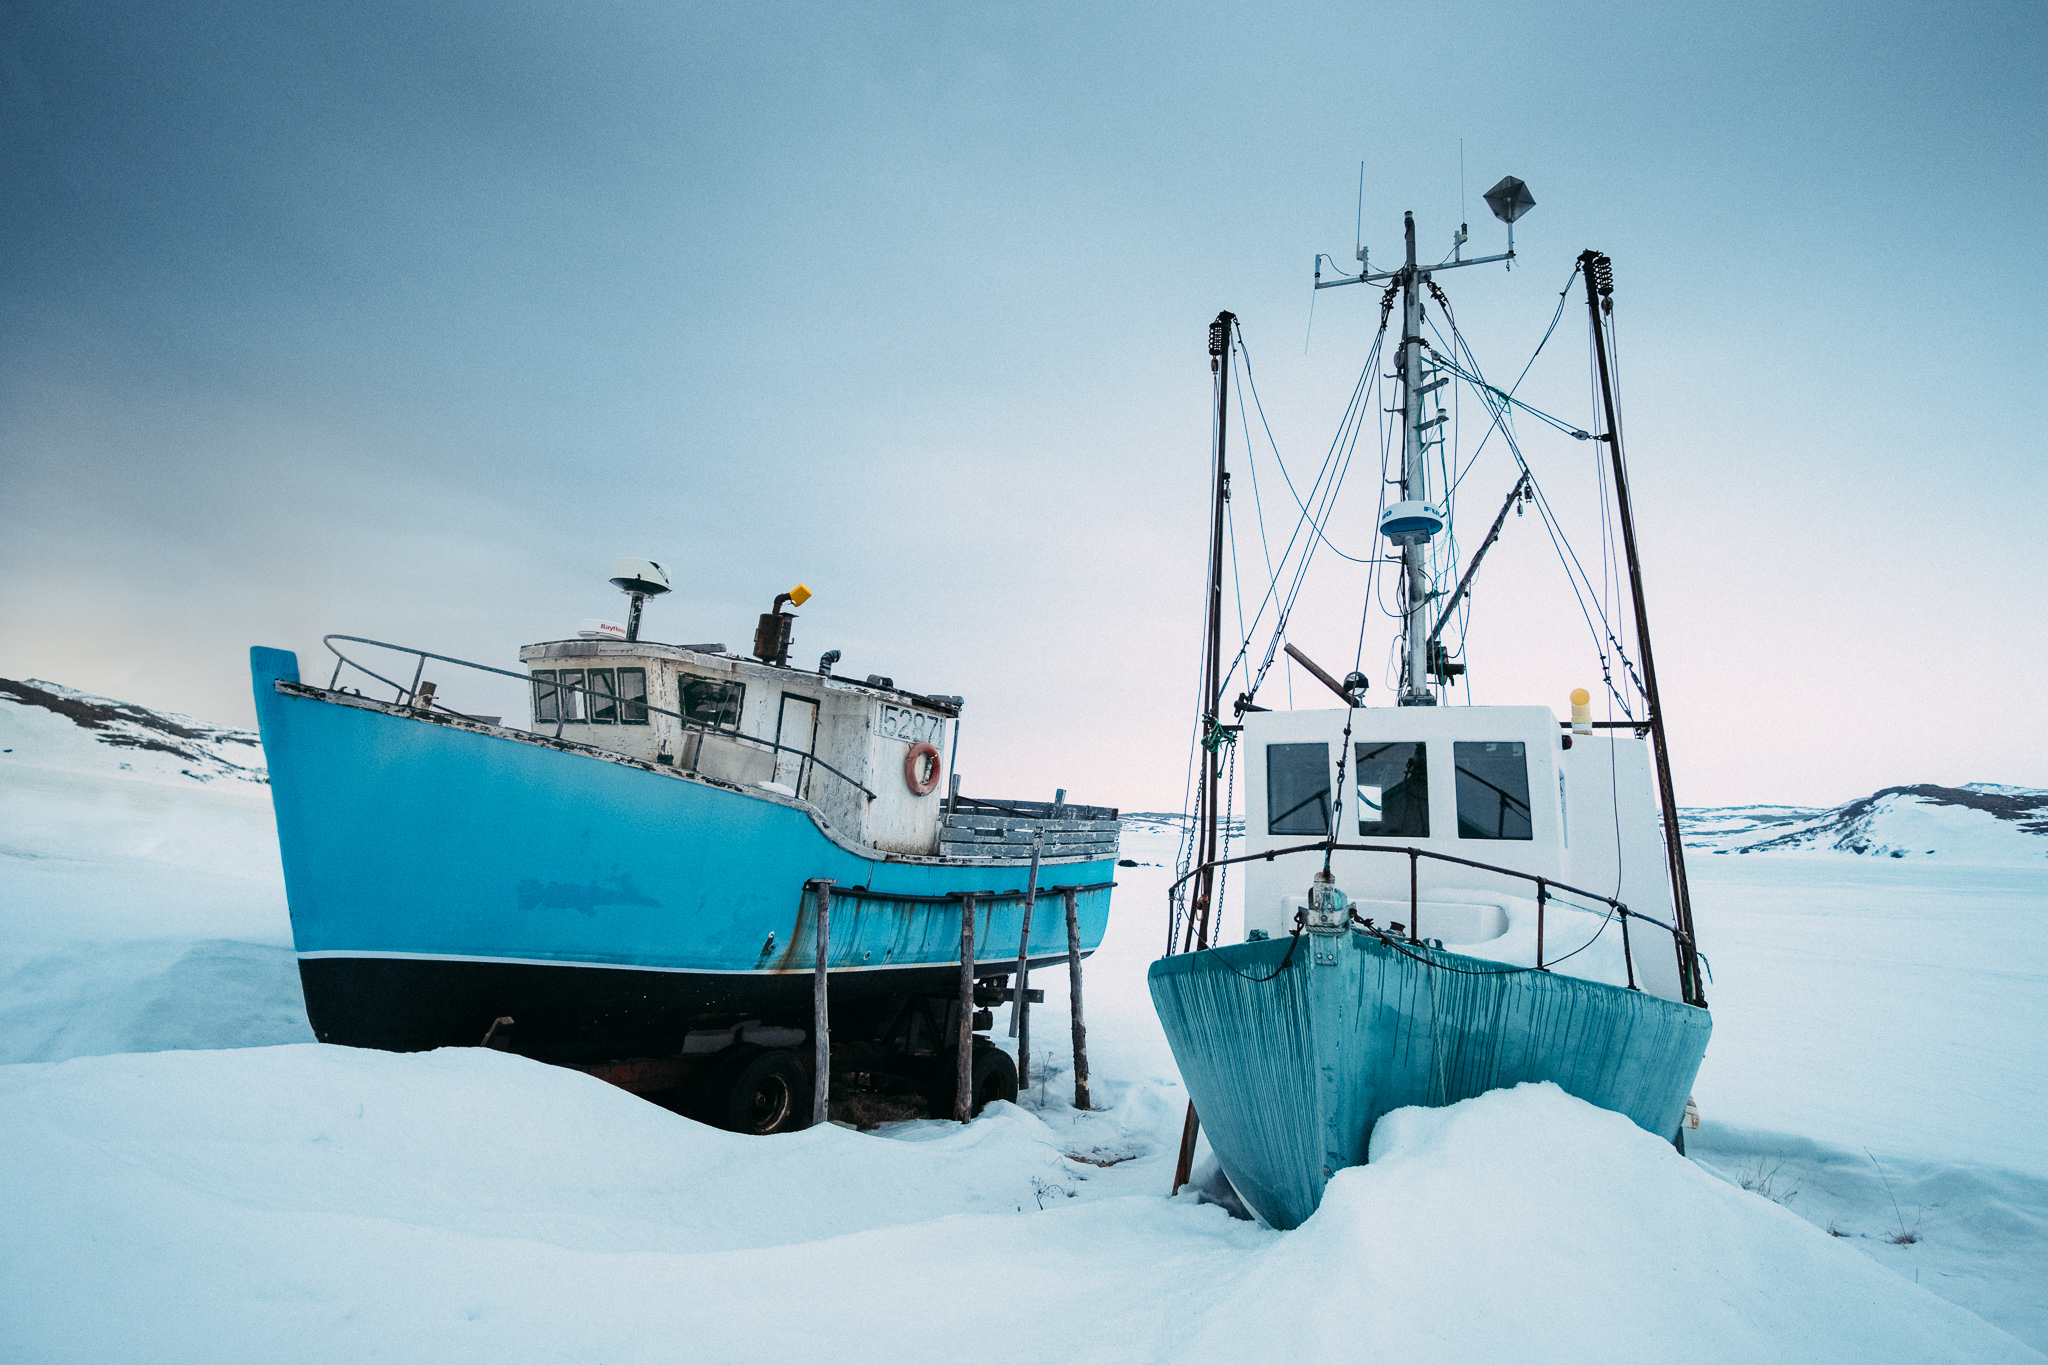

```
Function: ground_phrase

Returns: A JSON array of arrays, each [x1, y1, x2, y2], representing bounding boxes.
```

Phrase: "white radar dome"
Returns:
[[1379, 501, 1445, 547]]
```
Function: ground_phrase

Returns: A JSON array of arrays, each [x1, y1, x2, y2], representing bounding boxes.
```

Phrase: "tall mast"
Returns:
[[1191, 310, 1235, 951], [1396, 213, 1435, 706], [1578, 250, 1705, 1008], [1313, 183, 1526, 706]]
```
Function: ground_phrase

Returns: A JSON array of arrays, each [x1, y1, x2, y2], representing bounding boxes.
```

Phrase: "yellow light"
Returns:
[[1570, 687, 1592, 735], [788, 583, 813, 607]]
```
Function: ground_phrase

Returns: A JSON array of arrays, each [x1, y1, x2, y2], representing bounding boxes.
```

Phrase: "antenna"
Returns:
[[608, 557, 672, 643], [1354, 161, 1365, 266]]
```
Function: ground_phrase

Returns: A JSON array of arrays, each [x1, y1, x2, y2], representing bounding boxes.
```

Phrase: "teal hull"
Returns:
[[1148, 931, 1711, 1229]]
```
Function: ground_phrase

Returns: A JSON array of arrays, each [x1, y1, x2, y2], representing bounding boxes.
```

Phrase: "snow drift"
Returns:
[[1, 1047, 2035, 1365]]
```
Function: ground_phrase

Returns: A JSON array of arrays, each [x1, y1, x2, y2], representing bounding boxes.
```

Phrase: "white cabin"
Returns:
[[1239, 703, 1683, 1001], [518, 638, 958, 856]]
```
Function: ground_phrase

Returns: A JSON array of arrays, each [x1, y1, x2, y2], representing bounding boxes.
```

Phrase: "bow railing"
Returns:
[[1165, 838, 1704, 1007]]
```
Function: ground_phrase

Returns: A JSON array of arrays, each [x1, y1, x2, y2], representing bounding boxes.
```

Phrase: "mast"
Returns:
[[1396, 213, 1435, 706], [1192, 310, 1235, 950], [1578, 250, 1705, 1008]]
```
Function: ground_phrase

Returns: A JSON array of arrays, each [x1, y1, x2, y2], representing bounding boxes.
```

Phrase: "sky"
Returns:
[[2, 0, 2043, 812]]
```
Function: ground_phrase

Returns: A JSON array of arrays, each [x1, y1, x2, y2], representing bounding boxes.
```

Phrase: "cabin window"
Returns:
[[532, 669, 559, 724], [1455, 741, 1533, 840], [618, 668, 648, 724], [681, 675, 745, 730], [1355, 742, 1429, 837], [554, 669, 584, 722], [1266, 743, 1331, 836], [586, 669, 618, 724]]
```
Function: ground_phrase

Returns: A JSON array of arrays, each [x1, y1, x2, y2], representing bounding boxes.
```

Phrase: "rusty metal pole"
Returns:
[[1008, 827, 1044, 1088], [810, 879, 832, 1127], [1619, 907, 1638, 991], [1175, 309, 1236, 1194], [1536, 878, 1547, 970], [955, 893, 976, 1122], [1064, 888, 1091, 1110], [1579, 250, 1702, 1007]]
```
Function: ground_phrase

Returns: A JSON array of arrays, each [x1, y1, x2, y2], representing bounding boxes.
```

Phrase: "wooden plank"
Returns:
[[956, 893, 975, 1123], [1065, 888, 1090, 1111], [811, 879, 832, 1128], [1008, 828, 1043, 1088]]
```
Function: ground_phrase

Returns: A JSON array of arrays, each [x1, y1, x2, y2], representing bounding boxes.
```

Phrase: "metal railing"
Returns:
[[1165, 838, 1703, 1007], [319, 635, 877, 805]]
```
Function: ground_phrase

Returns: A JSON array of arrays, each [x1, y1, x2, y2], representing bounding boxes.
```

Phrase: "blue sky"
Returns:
[[2, 0, 2042, 809]]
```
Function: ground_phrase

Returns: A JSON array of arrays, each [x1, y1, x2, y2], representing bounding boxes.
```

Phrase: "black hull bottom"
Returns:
[[297, 955, 1066, 1064]]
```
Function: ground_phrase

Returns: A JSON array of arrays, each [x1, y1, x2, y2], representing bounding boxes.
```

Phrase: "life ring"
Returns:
[[904, 742, 941, 796]]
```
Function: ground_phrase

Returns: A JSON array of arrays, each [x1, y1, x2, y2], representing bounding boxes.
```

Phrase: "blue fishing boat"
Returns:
[[252, 566, 1118, 1131], [1151, 199, 1711, 1229]]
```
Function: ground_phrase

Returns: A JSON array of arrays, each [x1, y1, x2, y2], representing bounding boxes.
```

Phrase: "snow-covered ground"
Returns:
[[2, 681, 2043, 1361]]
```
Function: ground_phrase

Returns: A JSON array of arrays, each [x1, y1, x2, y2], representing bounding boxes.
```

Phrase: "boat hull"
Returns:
[[251, 648, 1112, 1061], [1148, 930, 1711, 1229]]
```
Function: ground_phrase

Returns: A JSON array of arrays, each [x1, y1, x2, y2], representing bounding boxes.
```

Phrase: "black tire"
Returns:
[[927, 1043, 1018, 1119], [715, 1045, 812, 1135]]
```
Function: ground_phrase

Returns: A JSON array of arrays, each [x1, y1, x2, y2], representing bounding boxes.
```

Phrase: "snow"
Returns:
[[1682, 784, 2048, 863], [0, 680, 307, 1067], [2, 680, 2044, 1361]]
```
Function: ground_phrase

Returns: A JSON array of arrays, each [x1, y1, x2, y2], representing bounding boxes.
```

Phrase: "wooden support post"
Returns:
[[1008, 827, 1044, 1088], [955, 893, 976, 1123], [1063, 888, 1090, 1111], [810, 879, 832, 1127], [1172, 1104, 1201, 1195]]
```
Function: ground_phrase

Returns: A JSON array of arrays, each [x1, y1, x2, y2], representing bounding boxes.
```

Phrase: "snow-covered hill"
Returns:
[[1681, 784, 2048, 862], [0, 677, 267, 786]]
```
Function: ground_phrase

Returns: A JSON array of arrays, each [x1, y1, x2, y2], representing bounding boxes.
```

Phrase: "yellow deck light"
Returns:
[[1570, 687, 1593, 735]]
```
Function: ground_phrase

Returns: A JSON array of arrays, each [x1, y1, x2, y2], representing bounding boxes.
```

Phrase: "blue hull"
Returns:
[[1149, 930, 1710, 1229], [251, 648, 1112, 1058]]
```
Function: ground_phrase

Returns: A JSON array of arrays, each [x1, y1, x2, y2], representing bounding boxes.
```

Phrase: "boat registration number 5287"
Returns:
[[877, 703, 945, 746]]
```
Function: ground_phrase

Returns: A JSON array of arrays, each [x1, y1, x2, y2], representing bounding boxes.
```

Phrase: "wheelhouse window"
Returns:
[[1455, 741, 1532, 840], [1355, 741, 1429, 837], [531, 669, 559, 724], [680, 675, 744, 730], [585, 668, 618, 724], [1266, 742, 1331, 836], [618, 668, 648, 725], [554, 669, 584, 722]]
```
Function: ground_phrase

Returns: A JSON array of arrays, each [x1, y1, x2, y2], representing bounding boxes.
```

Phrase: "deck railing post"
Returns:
[[1064, 888, 1091, 1111], [810, 879, 833, 1126], [1008, 827, 1044, 1089], [405, 653, 425, 706], [1408, 848, 1420, 943], [956, 893, 976, 1123], [1536, 878, 1547, 970], [1618, 906, 1638, 991]]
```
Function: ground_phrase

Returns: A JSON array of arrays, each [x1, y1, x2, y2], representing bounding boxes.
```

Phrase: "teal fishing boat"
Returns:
[[1151, 190, 1711, 1229]]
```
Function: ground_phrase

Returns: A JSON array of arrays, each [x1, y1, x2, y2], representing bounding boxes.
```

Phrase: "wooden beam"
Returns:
[[810, 878, 832, 1128], [1064, 888, 1090, 1111]]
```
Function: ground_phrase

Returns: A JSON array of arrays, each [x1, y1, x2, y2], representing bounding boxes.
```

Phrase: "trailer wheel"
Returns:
[[928, 1043, 1018, 1119], [716, 1045, 811, 1135]]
